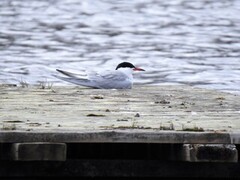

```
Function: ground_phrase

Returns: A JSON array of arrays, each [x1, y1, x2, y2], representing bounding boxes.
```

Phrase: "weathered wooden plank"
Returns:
[[0, 131, 231, 144], [0, 84, 240, 144]]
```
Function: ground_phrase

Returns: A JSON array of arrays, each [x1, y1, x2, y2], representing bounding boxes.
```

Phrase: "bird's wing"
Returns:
[[88, 70, 131, 89], [90, 70, 128, 81], [54, 69, 132, 89], [56, 69, 88, 78], [53, 74, 100, 88]]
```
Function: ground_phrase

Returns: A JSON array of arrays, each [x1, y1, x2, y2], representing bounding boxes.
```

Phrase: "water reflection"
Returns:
[[0, 0, 240, 94]]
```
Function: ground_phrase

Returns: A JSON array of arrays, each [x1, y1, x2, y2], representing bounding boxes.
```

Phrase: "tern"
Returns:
[[53, 62, 145, 89]]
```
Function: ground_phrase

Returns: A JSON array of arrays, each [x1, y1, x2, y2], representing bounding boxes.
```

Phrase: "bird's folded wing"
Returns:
[[90, 70, 127, 81], [56, 69, 88, 78]]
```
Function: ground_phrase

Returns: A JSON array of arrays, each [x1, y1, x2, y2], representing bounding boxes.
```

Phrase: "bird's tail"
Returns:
[[53, 74, 98, 88], [56, 69, 87, 78]]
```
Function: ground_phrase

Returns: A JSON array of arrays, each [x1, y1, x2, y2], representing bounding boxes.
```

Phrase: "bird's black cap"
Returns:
[[115, 62, 135, 70]]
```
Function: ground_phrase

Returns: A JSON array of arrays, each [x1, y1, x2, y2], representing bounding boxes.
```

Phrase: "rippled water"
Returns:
[[1, 0, 240, 94]]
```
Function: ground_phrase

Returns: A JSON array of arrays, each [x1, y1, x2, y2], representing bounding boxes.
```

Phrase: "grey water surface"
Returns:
[[1, 0, 240, 94]]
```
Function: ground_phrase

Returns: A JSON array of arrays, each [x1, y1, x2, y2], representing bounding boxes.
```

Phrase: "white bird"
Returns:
[[53, 62, 145, 89]]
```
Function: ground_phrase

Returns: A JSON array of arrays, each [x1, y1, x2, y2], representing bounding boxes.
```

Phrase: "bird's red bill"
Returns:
[[133, 67, 145, 71]]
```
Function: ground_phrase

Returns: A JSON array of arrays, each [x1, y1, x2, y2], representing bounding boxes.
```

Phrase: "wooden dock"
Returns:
[[1, 84, 240, 178]]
